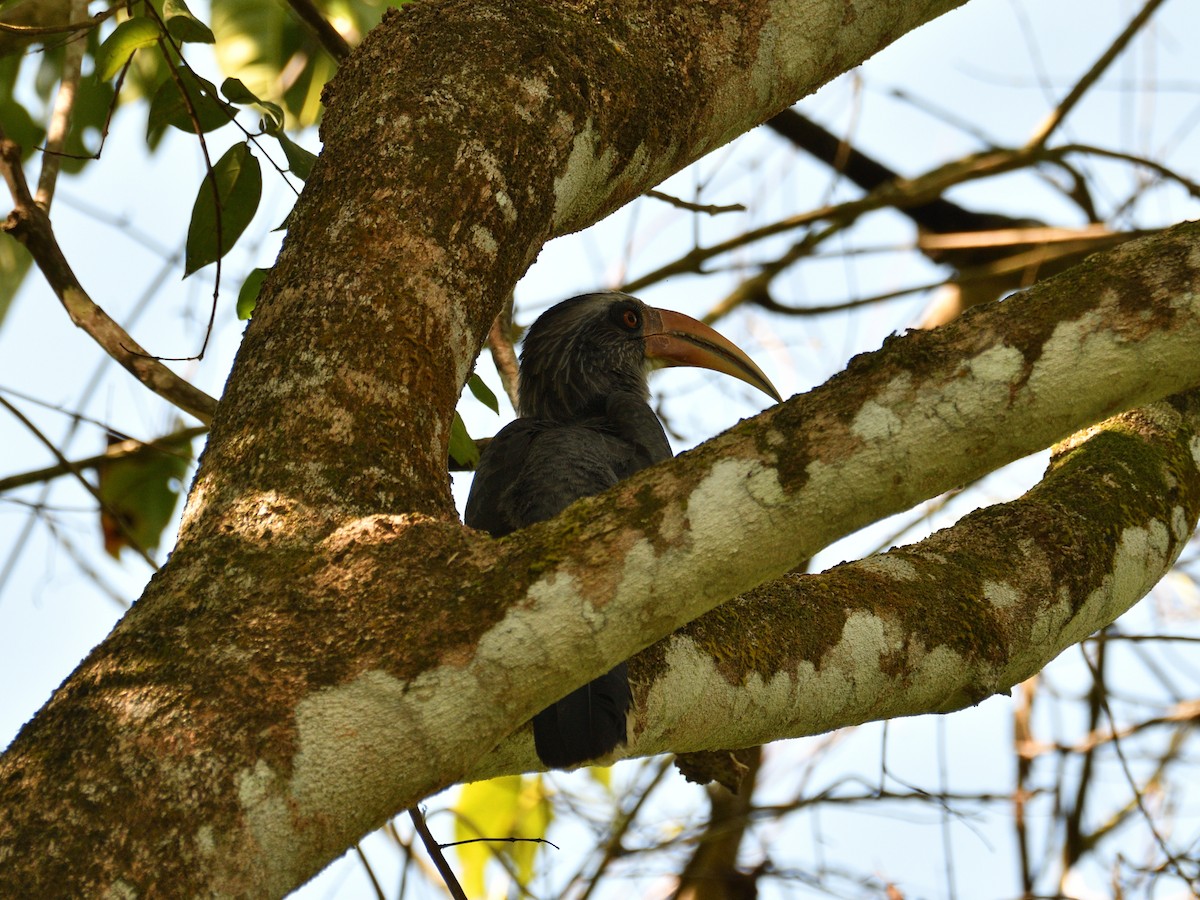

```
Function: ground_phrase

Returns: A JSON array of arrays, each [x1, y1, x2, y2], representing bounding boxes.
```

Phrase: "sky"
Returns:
[[2, 0, 1200, 897]]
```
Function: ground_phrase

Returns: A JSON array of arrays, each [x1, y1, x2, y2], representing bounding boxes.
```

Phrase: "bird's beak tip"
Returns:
[[643, 306, 780, 404]]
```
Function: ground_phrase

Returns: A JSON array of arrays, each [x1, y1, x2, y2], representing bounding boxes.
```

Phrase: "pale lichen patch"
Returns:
[[855, 553, 919, 582], [470, 224, 498, 260], [850, 399, 904, 444], [552, 123, 617, 231], [983, 579, 1020, 609], [1059, 520, 1172, 650]]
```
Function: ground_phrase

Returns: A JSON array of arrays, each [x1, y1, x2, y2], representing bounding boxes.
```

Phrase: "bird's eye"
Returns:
[[620, 308, 640, 331]]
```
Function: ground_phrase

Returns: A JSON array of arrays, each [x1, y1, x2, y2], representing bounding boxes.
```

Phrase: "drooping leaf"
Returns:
[[467, 373, 500, 414], [95, 17, 161, 82], [184, 142, 263, 276], [272, 130, 316, 180], [449, 412, 480, 469], [0, 237, 33, 329], [452, 775, 552, 897], [221, 77, 283, 131], [96, 430, 194, 559], [218, 75, 258, 104], [163, 0, 215, 44], [0, 58, 45, 158], [237, 266, 269, 319], [59, 74, 115, 174], [147, 66, 236, 148]]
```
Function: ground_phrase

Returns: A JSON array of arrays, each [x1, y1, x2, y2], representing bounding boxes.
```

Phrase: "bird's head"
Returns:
[[517, 292, 781, 420]]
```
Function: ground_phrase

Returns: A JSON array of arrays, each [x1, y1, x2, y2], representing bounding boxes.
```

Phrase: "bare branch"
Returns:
[[1026, 0, 1171, 149], [285, 0, 352, 61], [0, 135, 218, 424], [0, 426, 206, 494], [645, 189, 746, 216]]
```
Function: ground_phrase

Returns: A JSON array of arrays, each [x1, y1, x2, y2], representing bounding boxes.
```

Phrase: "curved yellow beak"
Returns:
[[642, 307, 781, 403]]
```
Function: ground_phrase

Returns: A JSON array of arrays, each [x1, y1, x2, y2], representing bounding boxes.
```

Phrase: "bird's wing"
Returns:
[[464, 418, 544, 537], [465, 394, 671, 536], [463, 396, 672, 767]]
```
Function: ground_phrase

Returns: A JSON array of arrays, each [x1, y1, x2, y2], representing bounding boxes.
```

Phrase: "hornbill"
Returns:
[[466, 292, 780, 768]]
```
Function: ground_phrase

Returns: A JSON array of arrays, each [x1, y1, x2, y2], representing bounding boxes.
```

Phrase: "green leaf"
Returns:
[[184, 143, 263, 276], [0, 94, 45, 161], [219, 76, 259, 105], [273, 130, 316, 180], [236, 266, 269, 319], [147, 67, 235, 147], [163, 0, 216, 44], [95, 17, 161, 82], [96, 430, 194, 559], [0, 236, 33, 330], [467, 374, 500, 413], [448, 412, 479, 468], [210, 0, 387, 127], [453, 776, 551, 897], [221, 77, 284, 131]]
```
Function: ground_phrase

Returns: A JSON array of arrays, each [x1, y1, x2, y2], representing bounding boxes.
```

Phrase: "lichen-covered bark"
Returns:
[[4, 2, 1200, 898], [585, 395, 1200, 761]]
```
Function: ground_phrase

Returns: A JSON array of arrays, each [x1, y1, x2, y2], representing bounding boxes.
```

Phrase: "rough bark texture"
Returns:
[[3, 1, 1200, 897]]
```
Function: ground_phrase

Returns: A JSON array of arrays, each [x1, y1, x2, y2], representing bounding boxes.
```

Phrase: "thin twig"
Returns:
[[149, 13, 223, 363], [0, 132, 218, 423], [0, 9, 111, 37], [438, 835, 559, 850], [1026, 0, 1170, 148], [1081, 649, 1199, 892], [576, 757, 674, 900], [0, 425, 205, 494], [354, 843, 386, 900], [0, 395, 157, 568], [408, 806, 469, 900], [622, 146, 1040, 295], [645, 189, 746, 215]]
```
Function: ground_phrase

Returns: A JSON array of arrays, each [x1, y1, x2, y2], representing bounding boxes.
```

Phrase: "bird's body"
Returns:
[[465, 292, 778, 768]]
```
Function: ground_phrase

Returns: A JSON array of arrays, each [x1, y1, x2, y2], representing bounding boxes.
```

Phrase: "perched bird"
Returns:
[[466, 291, 780, 768]]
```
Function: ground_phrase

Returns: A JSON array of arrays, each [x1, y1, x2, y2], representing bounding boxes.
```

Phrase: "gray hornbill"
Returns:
[[466, 291, 780, 768]]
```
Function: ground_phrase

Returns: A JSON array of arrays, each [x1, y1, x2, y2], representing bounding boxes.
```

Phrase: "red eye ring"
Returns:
[[622, 309, 639, 330]]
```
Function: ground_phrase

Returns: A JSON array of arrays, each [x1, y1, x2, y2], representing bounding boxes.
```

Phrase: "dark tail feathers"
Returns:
[[532, 663, 632, 768]]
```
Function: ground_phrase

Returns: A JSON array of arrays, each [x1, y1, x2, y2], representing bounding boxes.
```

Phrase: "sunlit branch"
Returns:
[[34, 0, 87, 211]]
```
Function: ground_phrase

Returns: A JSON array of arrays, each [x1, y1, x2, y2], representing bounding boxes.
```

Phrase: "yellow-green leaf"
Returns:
[[453, 776, 552, 896], [163, 0, 215, 44], [449, 412, 479, 468], [236, 266, 269, 319], [95, 17, 160, 82]]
